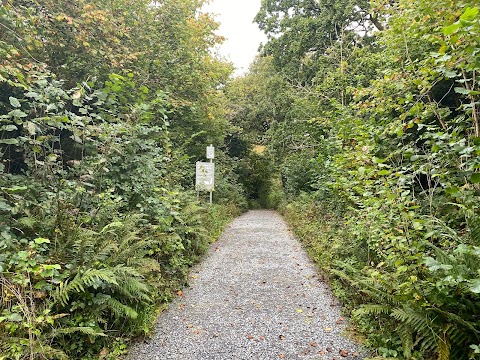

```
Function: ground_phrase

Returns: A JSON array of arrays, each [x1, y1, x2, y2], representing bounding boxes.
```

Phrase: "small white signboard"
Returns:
[[195, 162, 215, 191], [206, 145, 215, 160]]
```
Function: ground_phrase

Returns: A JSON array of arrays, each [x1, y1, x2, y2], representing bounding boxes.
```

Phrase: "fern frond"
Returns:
[[99, 221, 124, 234], [397, 323, 414, 359], [83, 268, 118, 286], [54, 268, 118, 306], [31, 342, 68, 360], [435, 308, 479, 335], [51, 326, 106, 337], [95, 242, 119, 262], [391, 308, 439, 353], [129, 257, 161, 273], [112, 277, 151, 302], [437, 331, 450, 360], [104, 297, 138, 319], [112, 264, 142, 279], [354, 304, 391, 316], [467, 214, 480, 243]]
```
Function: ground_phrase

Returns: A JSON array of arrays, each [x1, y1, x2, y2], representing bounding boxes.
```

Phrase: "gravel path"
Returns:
[[127, 210, 365, 360]]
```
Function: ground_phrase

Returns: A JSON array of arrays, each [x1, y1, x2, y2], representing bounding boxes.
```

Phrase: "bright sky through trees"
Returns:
[[203, 0, 267, 76]]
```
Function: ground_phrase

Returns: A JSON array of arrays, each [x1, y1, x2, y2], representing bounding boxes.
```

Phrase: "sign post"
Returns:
[[196, 145, 215, 204], [206, 144, 215, 160]]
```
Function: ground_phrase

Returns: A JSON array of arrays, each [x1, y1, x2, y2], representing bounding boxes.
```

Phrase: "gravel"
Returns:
[[126, 210, 366, 360]]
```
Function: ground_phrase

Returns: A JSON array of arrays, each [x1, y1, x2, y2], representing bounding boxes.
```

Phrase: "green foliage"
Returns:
[[255, 0, 383, 82], [0, 0, 244, 358], [245, 0, 480, 358]]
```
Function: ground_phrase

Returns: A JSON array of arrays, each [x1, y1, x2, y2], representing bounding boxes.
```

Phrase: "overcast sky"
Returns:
[[202, 0, 267, 76]]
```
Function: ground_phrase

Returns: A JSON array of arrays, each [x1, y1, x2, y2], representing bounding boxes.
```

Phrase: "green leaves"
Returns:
[[0, 138, 19, 145], [454, 87, 480, 95], [9, 109, 27, 118], [469, 279, 480, 293], [471, 173, 480, 183], [443, 7, 478, 35], [460, 6, 479, 22], [443, 22, 461, 35], [8, 96, 21, 108]]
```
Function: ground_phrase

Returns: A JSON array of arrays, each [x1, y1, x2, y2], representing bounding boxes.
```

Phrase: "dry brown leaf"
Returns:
[[339, 349, 349, 357]]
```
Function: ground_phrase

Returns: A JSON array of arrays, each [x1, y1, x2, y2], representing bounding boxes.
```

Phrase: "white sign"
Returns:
[[206, 145, 215, 159], [195, 162, 215, 191]]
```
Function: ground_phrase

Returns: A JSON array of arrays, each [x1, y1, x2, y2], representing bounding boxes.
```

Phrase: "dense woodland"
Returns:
[[0, 0, 479, 359]]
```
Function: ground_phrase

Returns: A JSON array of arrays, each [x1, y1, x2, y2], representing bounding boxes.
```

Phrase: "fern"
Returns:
[[54, 268, 119, 306], [437, 330, 450, 360], [466, 214, 480, 244], [51, 326, 106, 337], [30, 342, 68, 360], [354, 304, 391, 316], [397, 323, 414, 359], [104, 297, 138, 319], [112, 277, 151, 302], [391, 308, 439, 353]]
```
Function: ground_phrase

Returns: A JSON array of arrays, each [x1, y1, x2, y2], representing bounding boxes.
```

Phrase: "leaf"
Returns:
[[468, 279, 480, 293], [9, 109, 27, 118], [6, 313, 23, 322], [443, 22, 460, 35], [460, 7, 479, 21], [1, 125, 17, 131], [4, 186, 27, 193], [25, 91, 40, 99], [9, 97, 21, 108], [34, 237, 51, 244], [0, 201, 12, 211], [0, 138, 19, 145], [470, 173, 480, 183], [443, 70, 458, 78], [25, 121, 36, 135], [454, 87, 473, 95], [424, 257, 453, 271]]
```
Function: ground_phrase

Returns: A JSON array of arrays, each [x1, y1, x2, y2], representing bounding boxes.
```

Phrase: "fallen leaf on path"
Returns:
[[339, 349, 349, 357], [247, 334, 254, 340], [310, 341, 318, 347], [324, 327, 333, 332], [353, 352, 360, 357], [279, 335, 286, 340], [279, 354, 285, 359], [295, 309, 303, 313], [177, 290, 184, 297]]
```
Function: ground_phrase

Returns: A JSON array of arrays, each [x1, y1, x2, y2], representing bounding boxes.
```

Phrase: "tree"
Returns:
[[254, 0, 385, 82]]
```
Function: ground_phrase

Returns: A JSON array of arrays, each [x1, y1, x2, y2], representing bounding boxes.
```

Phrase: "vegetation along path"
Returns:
[[127, 210, 364, 360]]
